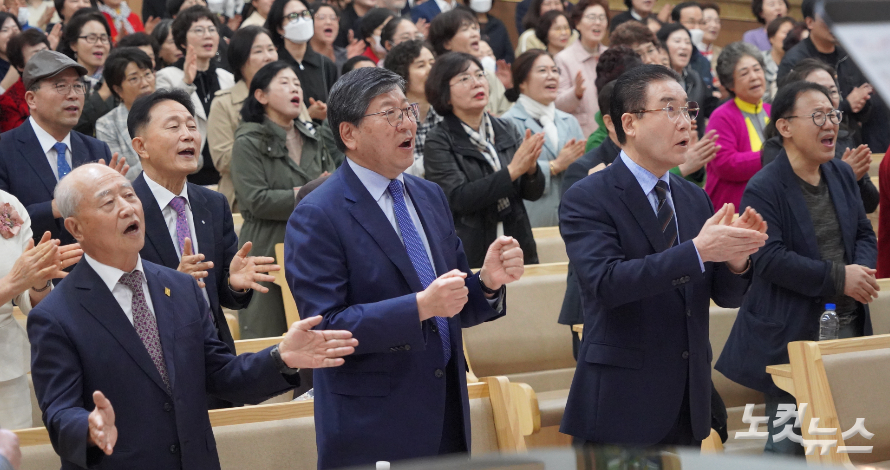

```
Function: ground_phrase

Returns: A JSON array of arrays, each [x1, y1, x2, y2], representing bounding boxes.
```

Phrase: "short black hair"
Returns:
[[595, 45, 642, 90], [59, 9, 110, 61], [103, 47, 154, 99], [166, 0, 205, 18], [655, 22, 689, 59], [569, 0, 609, 30], [341, 55, 375, 75], [506, 49, 549, 102], [7, 28, 50, 71], [425, 52, 481, 116], [752, 0, 790, 23], [240, 60, 299, 123], [671, 1, 701, 22], [0, 13, 19, 36], [610, 20, 658, 49], [358, 7, 395, 41], [801, 0, 816, 20], [428, 7, 478, 56], [383, 38, 427, 82], [699, 2, 719, 14], [227, 25, 272, 82], [309, 1, 339, 17], [597, 80, 616, 120], [535, 10, 570, 46], [766, 15, 795, 39], [780, 57, 836, 89], [381, 16, 409, 49], [117, 32, 161, 59], [265, 0, 312, 47], [54, 0, 98, 20], [328, 66, 405, 152], [150, 19, 175, 68], [128, 88, 195, 139], [521, 0, 560, 30], [172, 5, 219, 53], [764, 80, 833, 140], [609, 64, 681, 144]]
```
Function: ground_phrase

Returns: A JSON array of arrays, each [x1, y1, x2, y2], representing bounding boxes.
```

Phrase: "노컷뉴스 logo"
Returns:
[[735, 403, 874, 455]]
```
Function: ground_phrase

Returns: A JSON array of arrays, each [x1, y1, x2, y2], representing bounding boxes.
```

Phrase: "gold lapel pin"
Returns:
[[164, 287, 171, 297]]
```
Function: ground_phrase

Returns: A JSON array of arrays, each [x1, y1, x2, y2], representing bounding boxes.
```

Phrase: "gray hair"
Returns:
[[716, 41, 766, 97], [54, 169, 84, 219], [327, 67, 406, 152]]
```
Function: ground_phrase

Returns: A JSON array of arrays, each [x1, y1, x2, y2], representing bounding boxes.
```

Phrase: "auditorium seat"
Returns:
[[232, 213, 243, 238], [531, 227, 568, 264], [868, 153, 885, 178], [274, 243, 301, 327], [870, 279, 890, 334]]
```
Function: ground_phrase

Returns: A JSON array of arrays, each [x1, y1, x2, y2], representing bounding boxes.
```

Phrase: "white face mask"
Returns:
[[17, 6, 29, 26], [372, 35, 385, 55], [206, 0, 224, 14], [480, 56, 496, 74], [469, 0, 491, 13], [284, 17, 314, 43], [688, 28, 705, 48]]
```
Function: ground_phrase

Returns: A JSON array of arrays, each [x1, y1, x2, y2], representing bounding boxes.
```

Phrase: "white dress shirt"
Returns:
[[433, 0, 456, 13], [29, 117, 72, 181], [83, 254, 155, 326]]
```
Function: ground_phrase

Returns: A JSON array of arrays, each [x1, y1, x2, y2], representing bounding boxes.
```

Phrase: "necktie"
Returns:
[[168, 196, 192, 257], [53, 142, 71, 180], [387, 179, 451, 365], [655, 180, 678, 249], [119, 270, 171, 393]]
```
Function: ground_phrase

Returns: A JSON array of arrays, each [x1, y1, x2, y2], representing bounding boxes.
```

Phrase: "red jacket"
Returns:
[[100, 11, 145, 44], [0, 79, 28, 133], [877, 145, 890, 277]]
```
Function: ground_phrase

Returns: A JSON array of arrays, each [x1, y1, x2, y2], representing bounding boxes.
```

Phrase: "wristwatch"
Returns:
[[478, 276, 499, 296], [270, 345, 300, 375], [32, 280, 52, 292]]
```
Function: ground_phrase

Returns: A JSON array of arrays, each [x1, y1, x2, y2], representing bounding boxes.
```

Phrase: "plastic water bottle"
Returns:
[[819, 303, 839, 341]]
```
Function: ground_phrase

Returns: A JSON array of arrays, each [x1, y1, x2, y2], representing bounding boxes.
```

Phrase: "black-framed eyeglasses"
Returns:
[[782, 109, 843, 127], [125, 70, 155, 86], [363, 103, 420, 127], [285, 10, 313, 21], [79, 34, 110, 44], [629, 101, 699, 122]]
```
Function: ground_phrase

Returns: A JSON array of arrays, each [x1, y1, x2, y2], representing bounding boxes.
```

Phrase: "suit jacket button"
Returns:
[[682, 351, 689, 359], [170, 444, 178, 454], [164, 402, 173, 412], [405, 345, 411, 351], [431, 323, 438, 333], [686, 309, 692, 317], [435, 369, 444, 378]]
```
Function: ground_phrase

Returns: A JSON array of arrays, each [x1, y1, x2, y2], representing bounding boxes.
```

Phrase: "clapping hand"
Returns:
[[693, 203, 768, 272], [573, 71, 585, 100], [847, 83, 873, 114], [183, 45, 198, 85], [345, 30, 366, 59], [144, 16, 162, 35], [176, 238, 213, 288], [88, 391, 117, 455], [507, 129, 544, 180], [841, 144, 871, 180], [551, 138, 586, 174], [844, 265, 879, 304], [496, 59, 512, 89], [228, 241, 279, 293], [278, 315, 358, 369], [678, 130, 719, 177], [307, 97, 328, 121], [97, 153, 130, 177], [479, 236, 524, 292]]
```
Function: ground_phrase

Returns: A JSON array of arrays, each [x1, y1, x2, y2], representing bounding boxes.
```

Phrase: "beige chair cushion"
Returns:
[[535, 237, 568, 264], [504, 369, 573, 394], [534, 389, 568, 428], [20, 444, 60, 470], [215, 416, 317, 470], [469, 396, 499, 455], [709, 307, 764, 409], [823, 348, 890, 465], [869, 294, 890, 335]]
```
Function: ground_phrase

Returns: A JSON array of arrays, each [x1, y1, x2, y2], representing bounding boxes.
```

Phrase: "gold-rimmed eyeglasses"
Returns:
[[363, 103, 420, 127]]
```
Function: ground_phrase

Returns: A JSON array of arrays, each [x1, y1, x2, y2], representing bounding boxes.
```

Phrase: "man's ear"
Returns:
[[338, 122, 359, 152], [131, 135, 150, 161], [620, 113, 636, 140], [776, 118, 793, 140], [603, 113, 615, 134], [24, 90, 37, 110], [64, 217, 85, 243], [804, 16, 815, 31]]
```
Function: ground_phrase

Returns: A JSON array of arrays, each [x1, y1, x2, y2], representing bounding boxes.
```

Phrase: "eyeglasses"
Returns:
[[630, 101, 700, 121], [50, 82, 87, 95], [450, 70, 487, 87], [583, 14, 607, 23], [551, 25, 572, 33], [314, 13, 337, 21], [79, 34, 110, 44], [188, 26, 218, 36], [125, 70, 155, 86], [363, 103, 419, 127], [285, 11, 312, 21], [782, 109, 843, 126]]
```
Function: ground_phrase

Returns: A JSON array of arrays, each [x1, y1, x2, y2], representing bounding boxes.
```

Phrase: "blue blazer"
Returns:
[[134, 173, 249, 356], [0, 120, 112, 245], [285, 160, 504, 469], [558, 156, 751, 445], [716, 151, 876, 396], [410, 0, 441, 23], [27, 259, 298, 470]]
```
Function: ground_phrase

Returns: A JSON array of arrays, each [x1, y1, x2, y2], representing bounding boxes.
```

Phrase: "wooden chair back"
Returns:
[[531, 227, 567, 264], [273, 243, 301, 328]]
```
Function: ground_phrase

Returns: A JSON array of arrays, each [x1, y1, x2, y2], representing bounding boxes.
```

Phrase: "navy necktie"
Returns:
[[655, 180, 678, 248], [387, 179, 451, 365], [53, 142, 71, 180]]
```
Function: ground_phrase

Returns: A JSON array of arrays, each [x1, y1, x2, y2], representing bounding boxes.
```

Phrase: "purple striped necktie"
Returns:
[[168, 196, 192, 257]]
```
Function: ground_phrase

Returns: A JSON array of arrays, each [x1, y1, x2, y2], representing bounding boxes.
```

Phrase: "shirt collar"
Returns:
[[734, 97, 764, 114], [630, 8, 643, 20], [620, 150, 670, 196], [83, 252, 145, 294], [434, 0, 455, 12], [29, 116, 72, 155], [347, 158, 404, 202], [143, 171, 190, 212]]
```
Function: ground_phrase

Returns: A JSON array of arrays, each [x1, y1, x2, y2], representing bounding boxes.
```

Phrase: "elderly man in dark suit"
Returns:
[[0, 50, 128, 246], [559, 64, 768, 447], [27, 146, 357, 468]]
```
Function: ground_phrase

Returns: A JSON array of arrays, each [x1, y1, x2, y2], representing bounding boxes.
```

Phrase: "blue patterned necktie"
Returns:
[[655, 180, 678, 249], [387, 179, 451, 365], [53, 142, 71, 180]]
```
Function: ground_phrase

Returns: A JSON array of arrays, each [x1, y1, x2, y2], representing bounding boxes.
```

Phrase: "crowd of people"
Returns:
[[0, 0, 889, 467]]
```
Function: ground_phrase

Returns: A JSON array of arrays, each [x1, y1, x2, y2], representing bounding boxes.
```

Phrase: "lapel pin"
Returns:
[[202, 220, 205, 224], [165, 287, 171, 297]]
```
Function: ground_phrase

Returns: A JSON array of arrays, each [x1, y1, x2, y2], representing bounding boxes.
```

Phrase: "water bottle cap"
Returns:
[[826, 303, 836, 310]]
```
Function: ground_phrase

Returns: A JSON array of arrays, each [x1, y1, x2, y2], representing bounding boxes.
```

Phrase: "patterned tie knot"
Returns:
[[655, 180, 670, 200], [52, 142, 68, 156], [119, 270, 145, 291], [168, 196, 188, 215], [387, 179, 404, 198]]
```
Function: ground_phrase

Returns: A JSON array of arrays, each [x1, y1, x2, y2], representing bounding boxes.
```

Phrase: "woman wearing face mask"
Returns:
[[502, 49, 584, 227], [383, 39, 439, 177], [463, 0, 513, 63], [156, 5, 235, 185], [424, 52, 546, 268], [355, 7, 394, 64], [743, 0, 789, 51], [656, 23, 714, 137], [231, 60, 343, 338], [516, 0, 576, 56], [535, 10, 571, 57], [265, 0, 337, 121]]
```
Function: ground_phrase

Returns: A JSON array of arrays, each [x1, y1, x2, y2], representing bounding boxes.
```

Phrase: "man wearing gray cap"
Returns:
[[0, 50, 128, 247]]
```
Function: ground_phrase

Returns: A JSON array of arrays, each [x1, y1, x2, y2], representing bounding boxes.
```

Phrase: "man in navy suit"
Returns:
[[27, 162, 358, 470], [410, 0, 453, 23], [559, 65, 768, 447], [0, 50, 128, 246], [285, 67, 526, 469]]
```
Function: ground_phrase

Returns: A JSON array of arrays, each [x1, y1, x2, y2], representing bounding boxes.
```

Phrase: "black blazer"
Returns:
[[716, 151, 876, 395], [0, 119, 112, 245], [424, 113, 545, 268]]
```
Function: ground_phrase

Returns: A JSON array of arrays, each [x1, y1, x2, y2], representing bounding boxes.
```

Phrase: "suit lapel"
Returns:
[[822, 163, 855, 262], [134, 175, 181, 267], [74, 261, 171, 395], [612, 157, 669, 253], [69, 132, 92, 168], [188, 186, 218, 307], [777, 153, 821, 258], [17, 121, 58, 196], [144, 262, 177, 392]]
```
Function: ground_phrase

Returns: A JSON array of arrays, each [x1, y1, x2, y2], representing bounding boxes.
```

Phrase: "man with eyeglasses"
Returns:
[[0, 50, 128, 247], [285, 66, 525, 469], [560, 64, 768, 448]]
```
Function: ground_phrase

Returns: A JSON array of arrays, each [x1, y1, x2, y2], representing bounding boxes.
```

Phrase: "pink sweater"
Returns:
[[704, 99, 770, 210]]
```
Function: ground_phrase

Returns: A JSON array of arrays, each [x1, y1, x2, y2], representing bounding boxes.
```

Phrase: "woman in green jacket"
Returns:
[[232, 60, 343, 338]]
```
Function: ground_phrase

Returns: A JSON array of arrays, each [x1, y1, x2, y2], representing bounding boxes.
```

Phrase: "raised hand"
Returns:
[[47, 23, 62, 51], [307, 97, 328, 121], [496, 59, 512, 89], [551, 138, 586, 174], [38, 5, 56, 29], [144, 15, 162, 35], [88, 391, 117, 455], [176, 238, 213, 288], [678, 130, 719, 176], [507, 129, 545, 180], [414, 18, 428, 38], [844, 265, 879, 304], [479, 236, 523, 291], [847, 83, 873, 113], [731, 206, 768, 234], [0, 429, 21, 470], [3, 231, 59, 294], [228, 241, 279, 293], [98, 152, 130, 176], [278, 315, 358, 369], [417, 269, 469, 321], [692, 203, 768, 269], [841, 144, 871, 180], [345, 30, 365, 59], [226, 14, 242, 31], [183, 45, 198, 85], [573, 71, 585, 100]]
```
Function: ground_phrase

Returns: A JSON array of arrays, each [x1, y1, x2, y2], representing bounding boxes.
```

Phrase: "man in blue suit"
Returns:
[[410, 0, 453, 23], [0, 50, 127, 246], [559, 65, 768, 447], [285, 67, 526, 469], [27, 169, 357, 467]]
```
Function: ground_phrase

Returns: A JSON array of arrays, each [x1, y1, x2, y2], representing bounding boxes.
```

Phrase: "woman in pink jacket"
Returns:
[[705, 41, 770, 209]]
